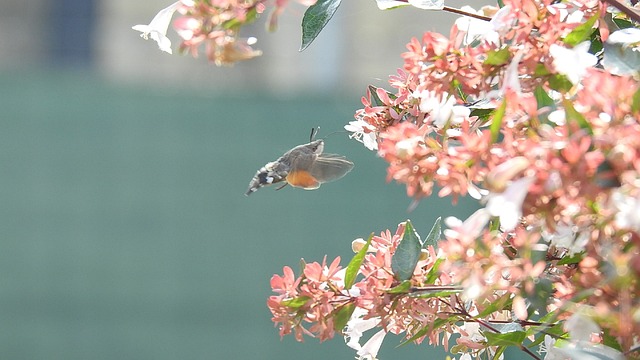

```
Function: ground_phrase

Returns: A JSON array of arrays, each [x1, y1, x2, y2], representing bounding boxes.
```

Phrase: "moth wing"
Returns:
[[285, 151, 321, 190], [286, 169, 321, 190], [308, 154, 354, 184]]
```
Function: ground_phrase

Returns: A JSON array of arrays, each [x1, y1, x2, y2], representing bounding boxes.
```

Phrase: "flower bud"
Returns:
[[352, 238, 367, 253]]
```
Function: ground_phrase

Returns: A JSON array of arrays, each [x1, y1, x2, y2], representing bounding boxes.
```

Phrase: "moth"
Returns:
[[245, 129, 354, 196]]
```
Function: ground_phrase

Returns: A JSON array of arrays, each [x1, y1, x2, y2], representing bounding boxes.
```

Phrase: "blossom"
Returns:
[[565, 311, 600, 342], [345, 119, 378, 151], [540, 335, 564, 360], [549, 42, 598, 85], [611, 190, 640, 232], [413, 90, 470, 128], [376, 0, 444, 10], [344, 307, 387, 360], [453, 5, 509, 46], [542, 223, 588, 255], [485, 177, 535, 231], [132, 2, 180, 54]]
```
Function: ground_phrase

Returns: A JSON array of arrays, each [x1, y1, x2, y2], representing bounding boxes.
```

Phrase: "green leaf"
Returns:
[[527, 322, 564, 347], [344, 234, 372, 289], [478, 292, 513, 317], [563, 98, 593, 135], [534, 63, 551, 77], [563, 13, 599, 46], [557, 252, 584, 265], [633, 88, 640, 113], [489, 218, 501, 232], [367, 85, 396, 106], [470, 108, 494, 124], [282, 296, 311, 309], [408, 289, 461, 299], [548, 74, 574, 93], [612, 18, 634, 29], [602, 329, 623, 351], [484, 47, 511, 66], [526, 277, 553, 317], [399, 318, 449, 346], [392, 220, 422, 281], [484, 330, 527, 346], [386, 280, 412, 294], [332, 303, 356, 333], [533, 86, 555, 109], [490, 100, 507, 143], [300, 0, 342, 51], [492, 346, 507, 360], [423, 217, 442, 249], [423, 257, 444, 284], [368, 85, 385, 107]]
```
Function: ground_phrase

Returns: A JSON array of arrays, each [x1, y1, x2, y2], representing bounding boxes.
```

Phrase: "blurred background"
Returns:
[[0, 0, 504, 359]]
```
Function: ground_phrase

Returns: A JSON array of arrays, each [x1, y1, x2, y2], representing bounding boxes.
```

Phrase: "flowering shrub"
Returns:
[[134, 0, 640, 358]]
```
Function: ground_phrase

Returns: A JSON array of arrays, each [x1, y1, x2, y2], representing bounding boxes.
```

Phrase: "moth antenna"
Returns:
[[319, 129, 348, 140], [309, 127, 320, 142]]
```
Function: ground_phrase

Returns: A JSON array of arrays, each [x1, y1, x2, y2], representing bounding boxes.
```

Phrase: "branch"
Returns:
[[602, 0, 640, 23]]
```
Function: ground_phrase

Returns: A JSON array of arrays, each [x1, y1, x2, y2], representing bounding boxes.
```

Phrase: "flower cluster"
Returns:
[[335, 0, 640, 357], [133, 0, 316, 65], [268, 223, 500, 359]]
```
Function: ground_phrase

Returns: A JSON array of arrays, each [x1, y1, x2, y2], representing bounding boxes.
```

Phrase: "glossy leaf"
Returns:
[[344, 234, 372, 289], [533, 86, 555, 109], [333, 303, 356, 333], [484, 48, 511, 66], [484, 330, 527, 346], [300, 0, 342, 51], [282, 296, 311, 309], [386, 280, 411, 294], [423, 217, 441, 249], [563, 99, 593, 135], [490, 100, 507, 143], [391, 220, 422, 281], [563, 13, 599, 46]]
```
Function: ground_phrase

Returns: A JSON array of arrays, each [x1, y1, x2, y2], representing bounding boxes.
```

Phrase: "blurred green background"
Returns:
[[0, 71, 482, 359], [0, 0, 509, 359]]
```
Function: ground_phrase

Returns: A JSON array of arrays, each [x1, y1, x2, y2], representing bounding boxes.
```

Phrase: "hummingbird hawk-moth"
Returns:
[[245, 129, 354, 196]]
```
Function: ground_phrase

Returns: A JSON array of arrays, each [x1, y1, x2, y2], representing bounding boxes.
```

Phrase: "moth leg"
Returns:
[[275, 183, 288, 191]]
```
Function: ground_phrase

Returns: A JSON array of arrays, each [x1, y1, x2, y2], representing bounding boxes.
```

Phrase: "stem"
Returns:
[[443, 6, 492, 22], [475, 318, 543, 360], [389, 0, 493, 21], [602, 0, 640, 23]]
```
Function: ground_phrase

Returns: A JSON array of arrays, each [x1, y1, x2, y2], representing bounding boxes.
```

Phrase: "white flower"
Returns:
[[454, 5, 511, 46], [611, 189, 640, 232], [459, 322, 485, 342], [376, 0, 444, 10], [455, 7, 496, 46], [132, 2, 180, 54], [542, 312, 625, 360], [345, 119, 378, 151], [344, 307, 387, 360], [565, 312, 600, 342], [540, 335, 564, 360], [444, 208, 491, 239], [413, 90, 470, 128], [602, 28, 640, 76], [542, 223, 588, 255], [502, 50, 524, 95], [549, 42, 597, 85], [485, 177, 534, 231], [607, 28, 640, 46]]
